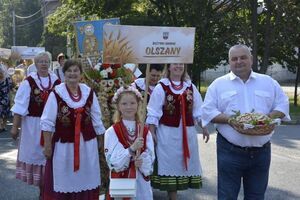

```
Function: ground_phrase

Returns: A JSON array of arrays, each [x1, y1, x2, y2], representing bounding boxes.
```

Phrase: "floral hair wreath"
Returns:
[[112, 86, 143, 103]]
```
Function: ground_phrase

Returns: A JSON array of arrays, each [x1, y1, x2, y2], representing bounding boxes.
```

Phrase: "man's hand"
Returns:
[[202, 127, 210, 143]]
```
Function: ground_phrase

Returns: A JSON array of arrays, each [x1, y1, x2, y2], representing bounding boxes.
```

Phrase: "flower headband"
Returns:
[[112, 86, 143, 103]]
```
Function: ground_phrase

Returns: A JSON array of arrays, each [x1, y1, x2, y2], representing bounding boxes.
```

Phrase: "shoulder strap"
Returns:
[[56, 68, 61, 80], [26, 76, 38, 89]]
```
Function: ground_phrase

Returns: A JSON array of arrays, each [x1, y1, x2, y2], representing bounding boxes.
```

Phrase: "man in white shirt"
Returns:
[[201, 44, 290, 200], [53, 53, 65, 82]]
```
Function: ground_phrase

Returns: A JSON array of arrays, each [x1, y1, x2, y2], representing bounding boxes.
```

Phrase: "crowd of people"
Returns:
[[5, 44, 290, 200]]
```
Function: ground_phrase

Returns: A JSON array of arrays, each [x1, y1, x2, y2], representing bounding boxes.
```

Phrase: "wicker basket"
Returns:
[[231, 122, 275, 136]]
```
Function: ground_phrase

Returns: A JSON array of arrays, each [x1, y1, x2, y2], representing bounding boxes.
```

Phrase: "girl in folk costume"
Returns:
[[10, 51, 61, 199], [105, 86, 155, 200], [146, 63, 210, 200], [40, 59, 106, 200]]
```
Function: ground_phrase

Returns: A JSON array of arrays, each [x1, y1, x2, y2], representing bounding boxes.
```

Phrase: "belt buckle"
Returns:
[[243, 146, 250, 151]]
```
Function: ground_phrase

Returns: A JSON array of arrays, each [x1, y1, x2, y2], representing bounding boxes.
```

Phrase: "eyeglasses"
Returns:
[[37, 60, 50, 64]]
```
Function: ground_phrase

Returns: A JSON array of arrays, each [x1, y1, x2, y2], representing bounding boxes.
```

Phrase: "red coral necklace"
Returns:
[[66, 85, 82, 102], [169, 79, 183, 91], [120, 120, 138, 145], [37, 73, 51, 91]]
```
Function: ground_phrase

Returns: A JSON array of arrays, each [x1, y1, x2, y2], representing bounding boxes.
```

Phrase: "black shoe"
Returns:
[[0, 128, 6, 133]]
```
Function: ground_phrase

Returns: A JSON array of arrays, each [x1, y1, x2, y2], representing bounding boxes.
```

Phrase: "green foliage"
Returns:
[[40, 28, 67, 59], [46, 4, 78, 37], [0, 0, 43, 48], [44, 0, 299, 82]]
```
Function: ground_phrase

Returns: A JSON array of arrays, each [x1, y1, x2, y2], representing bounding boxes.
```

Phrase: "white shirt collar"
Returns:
[[229, 70, 257, 81]]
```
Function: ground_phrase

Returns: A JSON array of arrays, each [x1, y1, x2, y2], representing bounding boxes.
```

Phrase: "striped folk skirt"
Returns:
[[151, 159, 202, 191], [16, 159, 44, 186]]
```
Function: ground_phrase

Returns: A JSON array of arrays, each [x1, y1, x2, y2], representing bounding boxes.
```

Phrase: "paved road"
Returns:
[[1, 123, 300, 200]]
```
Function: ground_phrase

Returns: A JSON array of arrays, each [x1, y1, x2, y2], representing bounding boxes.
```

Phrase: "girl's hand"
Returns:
[[130, 137, 144, 152], [134, 156, 143, 168]]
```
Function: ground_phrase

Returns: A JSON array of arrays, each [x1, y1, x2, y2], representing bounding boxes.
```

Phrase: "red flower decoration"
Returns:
[[102, 63, 111, 69], [112, 64, 121, 69], [114, 79, 119, 87], [109, 70, 117, 79]]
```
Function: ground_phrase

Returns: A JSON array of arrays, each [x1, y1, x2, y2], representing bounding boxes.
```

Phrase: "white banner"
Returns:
[[103, 25, 195, 64], [0, 48, 11, 59], [11, 46, 45, 59]]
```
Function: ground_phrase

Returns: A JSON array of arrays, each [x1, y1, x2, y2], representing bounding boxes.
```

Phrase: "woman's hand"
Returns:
[[151, 133, 157, 145], [10, 127, 19, 140], [43, 145, 52, 159], [149, 124, 157, 145]]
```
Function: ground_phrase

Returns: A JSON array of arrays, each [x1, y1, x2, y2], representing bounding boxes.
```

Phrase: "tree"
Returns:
[[0, 0, 43, 48], [272, 0, 300, 105], [48, 0, 243, 86], [46, 0, 300, 94]]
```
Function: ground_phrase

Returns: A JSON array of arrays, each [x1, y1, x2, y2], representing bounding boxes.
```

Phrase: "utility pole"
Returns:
[[12, 9, 16, 46]]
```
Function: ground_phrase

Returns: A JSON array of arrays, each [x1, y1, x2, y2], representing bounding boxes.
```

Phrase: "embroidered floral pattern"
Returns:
[[31, 88, 44, 106], [185, 89, 193, 113], [34, 88, 40, 95], [165, 94, 176, 115], [57, 102, 71, 127], [84, 105, 92, 125]]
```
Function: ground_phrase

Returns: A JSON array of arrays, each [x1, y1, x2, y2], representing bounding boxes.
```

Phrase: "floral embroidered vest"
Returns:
[[159, 82, 194, 127], [27, 76, 61, 117], [52, 89, 97, 143]]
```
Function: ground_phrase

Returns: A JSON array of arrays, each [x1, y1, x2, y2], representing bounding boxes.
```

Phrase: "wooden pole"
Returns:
[[136, 63, 150, 157]]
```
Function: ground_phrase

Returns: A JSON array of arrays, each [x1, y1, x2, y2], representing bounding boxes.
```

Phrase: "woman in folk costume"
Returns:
[[40, 59, 106, 200], [146, 63, 210, 200], [0, 63, 13, 132], [10, 51, 61, 199], [105, 86, 155, 200]]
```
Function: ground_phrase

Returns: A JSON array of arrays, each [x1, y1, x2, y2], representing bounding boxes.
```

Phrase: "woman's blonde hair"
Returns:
[[112, 88, 143, 123], [163, 63, 190, 81]]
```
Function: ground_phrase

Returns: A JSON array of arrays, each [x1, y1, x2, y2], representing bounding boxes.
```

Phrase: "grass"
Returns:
[[289, 97, 300, 116]]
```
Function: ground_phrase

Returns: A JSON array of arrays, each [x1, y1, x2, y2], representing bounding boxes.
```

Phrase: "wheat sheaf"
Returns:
[[103, 30, 136, 63]]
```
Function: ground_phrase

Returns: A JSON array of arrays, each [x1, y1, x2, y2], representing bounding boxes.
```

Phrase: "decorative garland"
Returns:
[[82, 58, 135, 128]]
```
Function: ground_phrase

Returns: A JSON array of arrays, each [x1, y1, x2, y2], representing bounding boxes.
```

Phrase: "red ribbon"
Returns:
[[180, 93, 190, 170], [111, 161, 136, 179], [40, 91, 49, 147], [74, 107, 84, 171]]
